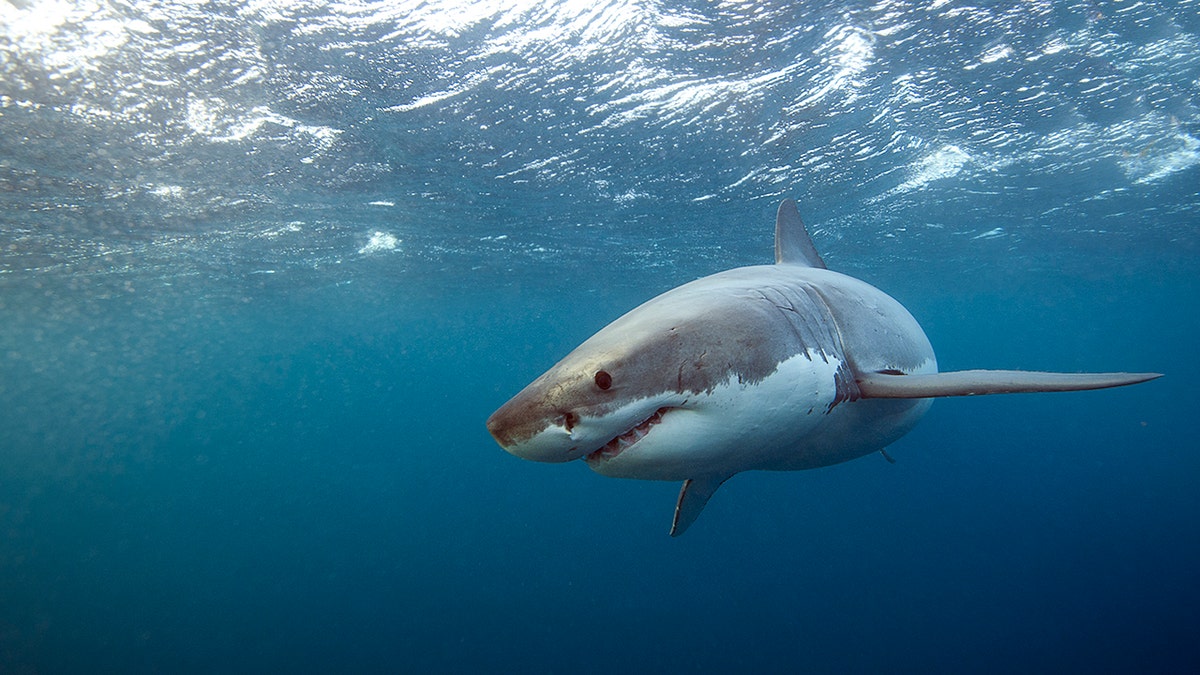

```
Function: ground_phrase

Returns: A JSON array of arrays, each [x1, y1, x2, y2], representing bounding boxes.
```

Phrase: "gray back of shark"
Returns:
[[486, 200, 1161, 536]]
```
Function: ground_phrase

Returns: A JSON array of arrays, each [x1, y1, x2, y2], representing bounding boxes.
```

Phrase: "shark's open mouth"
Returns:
[[587, 407, 670, 462]]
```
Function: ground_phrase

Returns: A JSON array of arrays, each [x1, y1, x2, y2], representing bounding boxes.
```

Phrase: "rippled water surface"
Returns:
[[2, 1, 1198, 672]]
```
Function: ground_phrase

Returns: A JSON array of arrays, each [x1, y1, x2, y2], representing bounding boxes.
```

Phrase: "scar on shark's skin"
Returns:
[[486, 199, 1162, 537]]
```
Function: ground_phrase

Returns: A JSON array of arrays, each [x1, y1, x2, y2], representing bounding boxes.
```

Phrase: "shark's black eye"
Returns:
[[594, 370, 613, 390]]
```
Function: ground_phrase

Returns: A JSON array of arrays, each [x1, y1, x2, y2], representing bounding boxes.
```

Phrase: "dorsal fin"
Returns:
[[774, 199, 827, 268], [670, 474, 731, 537], [857, 370, 1162, 398]]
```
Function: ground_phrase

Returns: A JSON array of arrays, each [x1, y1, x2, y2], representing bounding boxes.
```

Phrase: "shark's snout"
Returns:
[[486, 395, 585, 463], [484, 406, 516, 448]]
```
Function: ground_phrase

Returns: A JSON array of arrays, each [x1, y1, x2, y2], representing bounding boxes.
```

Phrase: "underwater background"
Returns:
[[1, 1, 1198, 672]]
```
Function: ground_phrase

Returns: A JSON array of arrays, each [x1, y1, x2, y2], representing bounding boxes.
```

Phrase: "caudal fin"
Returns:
[[857, 369, 1162, 399]]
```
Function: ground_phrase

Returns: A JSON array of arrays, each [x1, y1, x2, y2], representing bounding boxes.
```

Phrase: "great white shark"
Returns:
[[486, 200, 1161, 536]]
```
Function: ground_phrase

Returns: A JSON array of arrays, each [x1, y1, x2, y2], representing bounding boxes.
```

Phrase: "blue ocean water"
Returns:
[[1, 1, 1198, 672]]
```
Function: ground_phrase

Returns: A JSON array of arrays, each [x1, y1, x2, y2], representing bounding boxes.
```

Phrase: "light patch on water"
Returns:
[[1122, 131, 1200, 185], [184, 98, 221, 137], [965, 43, 1014, 70], [148, 184, 184, 199], [0, 0, 75, 38], [1038, 112, 1200, 187], [0, 1, 154, 77], [495, 152, 579, 180], [183, 98, 342, 155], [972, 228, 1005, 240], [381, 73, 487, 113], [368, 201, 396, 207], [613, 190, 649, 205], [487, 0, 658, 57], [788, 23, 875, 109], [827, 24, 874, 83], [1040, 36, 1068, 57], [585, 66, 798, 131], [359, 231, 401, 255], [260, 222, 304, 239], [896, 144, 971, 191], [981, 44, 1013, 62]]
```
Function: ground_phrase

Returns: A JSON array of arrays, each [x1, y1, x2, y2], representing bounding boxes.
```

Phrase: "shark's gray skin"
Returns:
[[486, 200, 1161, 536]]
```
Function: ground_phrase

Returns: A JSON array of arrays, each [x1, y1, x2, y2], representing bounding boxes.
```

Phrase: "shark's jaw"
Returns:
[[585, 407, 671, 464]]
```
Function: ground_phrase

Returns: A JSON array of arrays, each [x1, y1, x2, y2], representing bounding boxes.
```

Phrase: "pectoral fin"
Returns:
[[857, 369, 1162, 399], [670, 475, 731, 537]]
